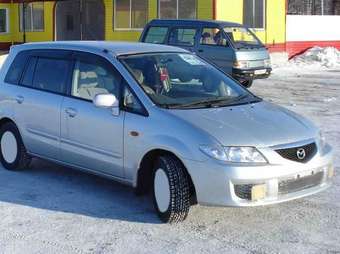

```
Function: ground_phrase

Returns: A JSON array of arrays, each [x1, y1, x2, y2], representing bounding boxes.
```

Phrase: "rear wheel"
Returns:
[[152, 155, 191, 223], [0, 122, 31, 170]]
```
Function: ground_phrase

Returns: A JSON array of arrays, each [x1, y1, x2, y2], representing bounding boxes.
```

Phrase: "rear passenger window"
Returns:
[[33, 58, 69, 94], [144, 27, 168, 44], [21, 57, 37, 87], [4, 52, 28, 85], [169, 28, 197, 46]]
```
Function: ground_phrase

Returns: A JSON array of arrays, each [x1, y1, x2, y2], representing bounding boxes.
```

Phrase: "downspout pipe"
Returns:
[[212, 0, 216, 20], [22, 0, 26, 43]]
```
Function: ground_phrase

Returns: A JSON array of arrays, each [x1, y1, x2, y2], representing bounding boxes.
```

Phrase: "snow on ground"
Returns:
[[0, 55, 339, 253], [291, 47, 340, 68]]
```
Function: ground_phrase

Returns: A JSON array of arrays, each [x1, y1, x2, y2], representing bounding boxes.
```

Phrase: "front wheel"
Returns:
[[240, 80, 253, 88], [152, 155, 191, 223]]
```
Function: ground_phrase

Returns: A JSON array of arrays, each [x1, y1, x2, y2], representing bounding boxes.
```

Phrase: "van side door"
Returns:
[[60, 51, 125, 177], [196, 27, 235, 74], [8, 50, 72, 160], [168, 27, 198, 52]]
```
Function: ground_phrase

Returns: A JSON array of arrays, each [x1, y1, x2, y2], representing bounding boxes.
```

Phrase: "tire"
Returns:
[[0, 122, 31, 171], [240, 80, 253, 88], [152, 155, 191, 223]]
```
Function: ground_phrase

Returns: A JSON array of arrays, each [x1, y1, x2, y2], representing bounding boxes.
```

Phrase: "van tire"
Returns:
[[152, 155, 190, 223], [241, 80, 253, 88], [0, 122, 31, 171]]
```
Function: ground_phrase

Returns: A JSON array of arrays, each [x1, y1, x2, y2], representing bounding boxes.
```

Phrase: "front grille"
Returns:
[[234, 184, 254, 200], [275, 142, 317, 163], [278, 171, 324, 195], [248, 60, 265, 68]]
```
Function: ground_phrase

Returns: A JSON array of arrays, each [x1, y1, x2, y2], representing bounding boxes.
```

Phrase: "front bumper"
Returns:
[[183, 144, 334, 207], [232, 67, 272, 81]]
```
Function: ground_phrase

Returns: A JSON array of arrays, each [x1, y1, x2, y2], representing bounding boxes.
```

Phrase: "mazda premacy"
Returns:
[[0, 42, 334, 223]]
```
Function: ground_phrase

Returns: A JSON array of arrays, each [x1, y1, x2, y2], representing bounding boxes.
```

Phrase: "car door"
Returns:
[[60, 52, 125, 177], [168, 27, 198, 53], [13, 50, 72, 160], [196, 27, 235, 74]]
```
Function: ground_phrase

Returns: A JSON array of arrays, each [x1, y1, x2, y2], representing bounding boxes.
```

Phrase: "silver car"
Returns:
[[0, 42, 334, 223]]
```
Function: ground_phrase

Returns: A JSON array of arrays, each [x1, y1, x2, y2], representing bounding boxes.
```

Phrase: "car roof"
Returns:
[[147, 19, 243, 28], [12, 41, 188, 56]]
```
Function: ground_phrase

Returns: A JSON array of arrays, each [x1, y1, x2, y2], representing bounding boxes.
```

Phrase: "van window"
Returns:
[[33, 57, 69, 94], [71, 59, 121, 101], [21, 57, 37, 87], [144, 26, 168, 44], [169, 28, 197, 46], [4, 51, 28, 85], [200, 28, 228, 47]]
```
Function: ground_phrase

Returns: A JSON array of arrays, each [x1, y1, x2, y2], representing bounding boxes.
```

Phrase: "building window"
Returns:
[[243, 0, 265, 29], [114, 0, 148, 30], [0, 8, 9, 33], [19, 2, 44, 32], [159, 0, 197, 19]]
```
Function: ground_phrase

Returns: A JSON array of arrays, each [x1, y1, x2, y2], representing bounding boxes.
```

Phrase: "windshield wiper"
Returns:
[[167, 95, 250, 109]]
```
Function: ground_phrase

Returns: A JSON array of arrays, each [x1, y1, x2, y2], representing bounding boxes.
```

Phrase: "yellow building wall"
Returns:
[[1, 0, 285, 47], [197, 0, 213, 20], [0, 2, 54, 45], [216, 0, 243, 24], [11, 2, 54, 43], [106, 0, 213, 42], [215, 0, 286, 45], [0, 3, 12, 44], [105, 0, 158, 41]]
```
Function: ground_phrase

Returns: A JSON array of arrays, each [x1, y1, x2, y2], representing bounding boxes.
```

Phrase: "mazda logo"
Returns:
[[297, 148, 306, 160]]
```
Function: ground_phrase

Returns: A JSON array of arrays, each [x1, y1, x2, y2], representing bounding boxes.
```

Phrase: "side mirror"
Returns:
[[93, 93, 119, 116]]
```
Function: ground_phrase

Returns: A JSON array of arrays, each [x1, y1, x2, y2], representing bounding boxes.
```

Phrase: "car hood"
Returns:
[[168, 101, 318, 147]]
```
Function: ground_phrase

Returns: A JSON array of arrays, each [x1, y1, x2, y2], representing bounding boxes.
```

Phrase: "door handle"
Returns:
[[65, 108, 77, 118], [15, 95, 24, 104], [198, 49, 204, 53]]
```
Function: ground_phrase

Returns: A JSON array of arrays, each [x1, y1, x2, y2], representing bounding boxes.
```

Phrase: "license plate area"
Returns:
[[278, 171, 324, 195], [254, 69, 267, 75]]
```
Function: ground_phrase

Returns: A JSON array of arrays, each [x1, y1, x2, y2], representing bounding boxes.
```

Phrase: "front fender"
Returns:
[[124, 133, 209, 187]]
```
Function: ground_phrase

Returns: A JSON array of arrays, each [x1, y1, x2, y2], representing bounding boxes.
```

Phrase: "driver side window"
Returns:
[[71, 58, 121, 101]]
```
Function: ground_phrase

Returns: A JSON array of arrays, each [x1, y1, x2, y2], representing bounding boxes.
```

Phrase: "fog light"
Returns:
[[251, 184, 266, 201], [328, 165, 334, 179]]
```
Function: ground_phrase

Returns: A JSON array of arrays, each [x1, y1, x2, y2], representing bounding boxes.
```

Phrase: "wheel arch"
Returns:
[[0, 117, 25, 146], [135, 148, 197, 205], [0, 117, 17, 129]]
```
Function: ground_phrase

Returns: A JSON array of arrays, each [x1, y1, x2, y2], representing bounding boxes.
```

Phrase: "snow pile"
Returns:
[[290, 46, 340, 68], [0, 54, 8, 70]]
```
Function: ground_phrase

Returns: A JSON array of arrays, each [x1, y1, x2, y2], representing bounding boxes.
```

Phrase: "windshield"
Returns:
[[224, 27, 262, 49], [119, 53, 260, 109]]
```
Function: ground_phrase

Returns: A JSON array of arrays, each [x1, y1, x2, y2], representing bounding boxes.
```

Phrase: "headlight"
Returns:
[[199, 145, 267, 163], [224, 147, 267, 163], [233, 60, 249, 69], [264, 59, 271, 68]]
